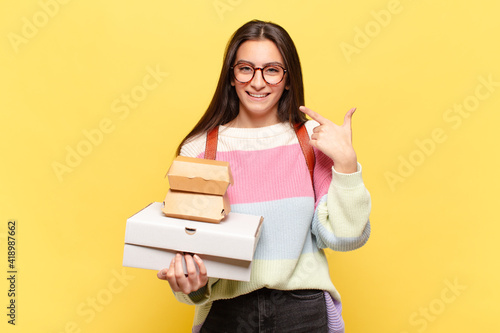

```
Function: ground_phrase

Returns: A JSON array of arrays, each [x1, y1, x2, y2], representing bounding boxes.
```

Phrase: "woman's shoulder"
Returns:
[[179, 132, 206, 158]]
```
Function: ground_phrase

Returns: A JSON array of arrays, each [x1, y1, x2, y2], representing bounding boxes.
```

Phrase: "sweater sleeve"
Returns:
[[311, 162, 371, 251], [173, 277, 220, 306]]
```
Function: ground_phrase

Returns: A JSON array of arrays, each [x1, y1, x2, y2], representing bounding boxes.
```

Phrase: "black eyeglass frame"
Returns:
[[231, 63, 288, 85]]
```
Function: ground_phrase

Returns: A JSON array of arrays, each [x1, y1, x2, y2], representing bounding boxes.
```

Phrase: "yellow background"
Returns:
[[1, 0, 499, 332]]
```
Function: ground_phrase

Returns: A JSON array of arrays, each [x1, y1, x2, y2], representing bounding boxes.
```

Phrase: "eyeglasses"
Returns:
[[231, 63, 287, 85]]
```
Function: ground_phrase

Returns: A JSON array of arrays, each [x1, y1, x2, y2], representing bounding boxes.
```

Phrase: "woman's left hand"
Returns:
[[299, 106, 358, 173]]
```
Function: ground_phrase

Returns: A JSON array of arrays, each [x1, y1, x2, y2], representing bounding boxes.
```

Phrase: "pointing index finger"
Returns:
[[299, 106, 328, 125]]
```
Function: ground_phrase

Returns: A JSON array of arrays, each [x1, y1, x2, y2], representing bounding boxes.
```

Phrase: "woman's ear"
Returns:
[[231, 77, 235, 86]]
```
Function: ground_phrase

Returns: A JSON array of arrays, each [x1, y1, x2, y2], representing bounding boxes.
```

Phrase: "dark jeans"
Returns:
[[200, 288, 328, 333]]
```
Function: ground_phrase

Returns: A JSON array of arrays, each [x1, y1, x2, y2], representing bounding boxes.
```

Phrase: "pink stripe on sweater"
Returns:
[[198, 144, 314, 205], [313, 147, 334, 205]]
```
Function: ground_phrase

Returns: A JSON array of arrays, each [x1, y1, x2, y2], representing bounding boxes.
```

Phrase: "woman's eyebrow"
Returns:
[[235, 59, 284, 67]]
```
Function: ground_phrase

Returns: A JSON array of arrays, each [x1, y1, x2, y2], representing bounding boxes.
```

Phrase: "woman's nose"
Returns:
[[250, 68, 266, 89]]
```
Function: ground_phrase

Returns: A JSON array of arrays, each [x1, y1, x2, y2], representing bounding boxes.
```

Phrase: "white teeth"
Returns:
[[248, 93, 267, 98]]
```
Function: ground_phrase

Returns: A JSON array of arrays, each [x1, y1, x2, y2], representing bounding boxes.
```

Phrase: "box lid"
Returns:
[[162, 189, 231, 223], [167, 156, 234, 195], [124, 202, 263, 261]]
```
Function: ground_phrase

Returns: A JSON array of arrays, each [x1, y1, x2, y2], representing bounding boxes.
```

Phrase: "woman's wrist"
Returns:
[[332, 153, 357, 174]]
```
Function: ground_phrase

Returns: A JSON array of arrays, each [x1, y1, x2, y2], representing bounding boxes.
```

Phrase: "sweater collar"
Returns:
[[219, 122, 293, 139]]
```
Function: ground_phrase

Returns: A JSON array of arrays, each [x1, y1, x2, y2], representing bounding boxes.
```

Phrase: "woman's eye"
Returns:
[[265, 67, 280, 75], [238, 66, 253, 73]]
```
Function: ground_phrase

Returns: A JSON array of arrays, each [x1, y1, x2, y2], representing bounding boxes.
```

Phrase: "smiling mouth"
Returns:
[[247, 92, 269, 98]]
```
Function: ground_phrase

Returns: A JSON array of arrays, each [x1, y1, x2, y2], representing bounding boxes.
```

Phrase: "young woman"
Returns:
[[157, 20, 371, 333]]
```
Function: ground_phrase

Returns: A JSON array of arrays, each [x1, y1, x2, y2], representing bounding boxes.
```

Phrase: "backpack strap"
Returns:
[[293, 122, 315, 186], [205, 123, 315, 186], [205, 126, 219, 160]]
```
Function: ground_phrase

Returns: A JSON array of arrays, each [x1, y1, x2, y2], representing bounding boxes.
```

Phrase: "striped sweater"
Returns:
[[174, 120, 372, 332]]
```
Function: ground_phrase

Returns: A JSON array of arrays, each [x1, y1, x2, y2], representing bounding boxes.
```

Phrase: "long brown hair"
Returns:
[[176, 20, 306, 155]]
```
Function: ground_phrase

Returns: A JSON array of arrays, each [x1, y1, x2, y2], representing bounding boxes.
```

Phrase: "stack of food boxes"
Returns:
[[162, 156, 233, 223], [122, 156, 263, 281]]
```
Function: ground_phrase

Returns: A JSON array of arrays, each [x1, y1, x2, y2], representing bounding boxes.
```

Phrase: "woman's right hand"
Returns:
[[157, 253, 208, 294]]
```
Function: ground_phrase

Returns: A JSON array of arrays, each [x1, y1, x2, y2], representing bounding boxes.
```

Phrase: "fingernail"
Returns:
[[193, 254, 200, 260]]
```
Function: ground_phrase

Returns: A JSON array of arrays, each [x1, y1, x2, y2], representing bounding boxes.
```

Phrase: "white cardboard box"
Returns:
[[123, 202, 263, 281]]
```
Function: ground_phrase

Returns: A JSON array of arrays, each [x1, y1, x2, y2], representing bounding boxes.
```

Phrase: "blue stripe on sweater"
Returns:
[[231, 197, 319, 260]]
